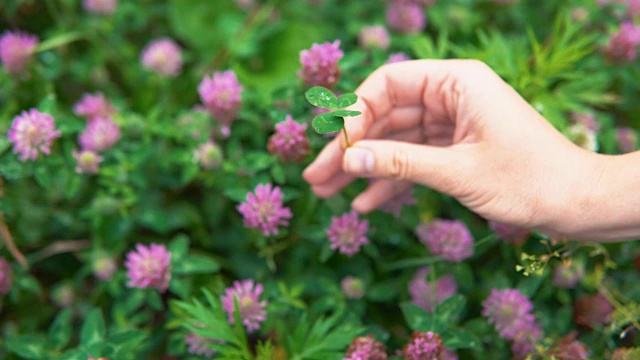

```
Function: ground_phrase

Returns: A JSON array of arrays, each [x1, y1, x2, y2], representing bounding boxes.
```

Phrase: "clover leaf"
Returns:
[[305, 86, 361, 147]]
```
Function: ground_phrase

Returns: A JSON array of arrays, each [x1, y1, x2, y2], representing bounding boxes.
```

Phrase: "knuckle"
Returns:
[[371, 64, 389, 81], [390, 148, 410, 180], [464, 59, 490, 72]]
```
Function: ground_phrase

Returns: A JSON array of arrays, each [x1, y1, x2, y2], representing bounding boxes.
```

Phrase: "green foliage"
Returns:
[[5, 335, 46, 359], [454, 14, 614, 128], [168, 0, 240, 58], [1, 1, 640, 359], [255, 340, 277, 360], [401, 295, 464, 333], [281, 309, 365, 360], [80, 309, 107, 347], [412, 32, 450, 60], [173, 289, 252, 359], [609, 302, 640, 336], [5, 308, 149, 360], [401, 295, 480, 351]]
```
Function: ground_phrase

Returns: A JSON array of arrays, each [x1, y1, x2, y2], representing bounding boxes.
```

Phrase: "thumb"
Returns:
[[342, 140, 473, 194]]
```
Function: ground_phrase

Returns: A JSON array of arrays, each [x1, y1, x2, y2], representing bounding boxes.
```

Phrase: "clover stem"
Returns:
[[342, 127, 350, 148]]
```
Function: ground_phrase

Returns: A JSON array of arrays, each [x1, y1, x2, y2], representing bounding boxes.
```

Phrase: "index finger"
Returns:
[[304, 59, 465, 185], [343, 59, 474, 147]]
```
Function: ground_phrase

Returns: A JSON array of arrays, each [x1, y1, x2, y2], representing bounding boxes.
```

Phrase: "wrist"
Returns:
[[534, 150, 612, 240]]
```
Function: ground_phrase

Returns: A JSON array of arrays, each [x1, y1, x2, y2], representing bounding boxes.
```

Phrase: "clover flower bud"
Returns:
[[409, 267, 457, 313], [194, 141, 223, 169], [237, 184, 292, 236], [141, 38, 183, 77], [341, 276, 366, 299], [83, 0, 117, 14], [267, 115, 310, 163], [125, 243, 171, 293], [73, 149, 104, 174], [0, 30, 38, 74], [416, 219, 474, 262], [198, 70, 243, 137], [327, 211, 369, 257], [386, 2, 426, 34], [73, 92, 116, 120], [79, 117, 121, 152], [8, 109, 61, 162], [299, 40, 343, 88], [221, 280, 268, 332], [359, 25, 391, 51]]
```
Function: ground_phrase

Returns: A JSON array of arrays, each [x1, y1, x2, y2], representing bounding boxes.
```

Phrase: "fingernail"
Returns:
[[345, 147, 374, 173]]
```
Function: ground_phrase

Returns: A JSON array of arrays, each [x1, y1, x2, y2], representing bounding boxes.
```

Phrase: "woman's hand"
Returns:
[[303, 60, 610, 239]]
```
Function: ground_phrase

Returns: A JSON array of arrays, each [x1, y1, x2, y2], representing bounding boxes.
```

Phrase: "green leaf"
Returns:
[[442, 328, 482, 350], [80, 309, 106, 346], [148, 289, 164, 311], [169, 276, 191, 299], [452, 263, 475, 293], [305, 86, 338, 109], [312, 113, 344, 134], [241, 152, 275, 172], [169, 234, 190, 262], [16, 275, 42, 295], [54, 349, 87, 360], [36, 32, 84, 53], [6, 335, 46, 359], [330, 109, 361, 117], [319, 244, 334, 263], [234, 22, 327, 95], [82, 343, 109, 359], [271, 163, 286, 184], [168, 0, 238, 57], [282, 187, 300, 202], [433, 295, 466, 332], [0, 136, 11, 154], [366, 279, 402, 302], [285, 309, 364, 360], [37, 94, 57, 114], [518, 272, 545, 297], [400, 302, 434, 332], [256, 340, 276, 360], [0, 155, 31, 180], [109, 329, 146, 354], [173, 254, 220, 275], [34, 165, 53, 189], [231, 297, 249, 352], [224, 187, 250, 202], [412, 31, 449, 60], [49, 309, 73, 349], [181, 162, 200, 185], [337, 93, 358, 108], [176, 290, 241, 346]]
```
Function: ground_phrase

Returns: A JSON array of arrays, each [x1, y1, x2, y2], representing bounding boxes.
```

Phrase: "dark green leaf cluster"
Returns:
[[172, 290, 364, 360], [401, 295, 480, 351], [173, 290, 253, 359], [5, 308, 146, 360]]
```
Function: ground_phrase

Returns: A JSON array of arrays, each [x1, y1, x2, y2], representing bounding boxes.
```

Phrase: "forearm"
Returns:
[[547, 151, 640, 242]]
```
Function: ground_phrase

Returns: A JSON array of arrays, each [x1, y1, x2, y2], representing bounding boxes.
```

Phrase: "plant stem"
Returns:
[[0, 177, 28, 269], [382, 256, 441, 272], [342, 127, 350, 148], [598, 284, 640, 332], [35, 32, 85, 53]]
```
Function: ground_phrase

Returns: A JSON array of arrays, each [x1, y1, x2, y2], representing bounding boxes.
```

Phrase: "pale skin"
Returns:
[[303, 59, 640, 242]]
